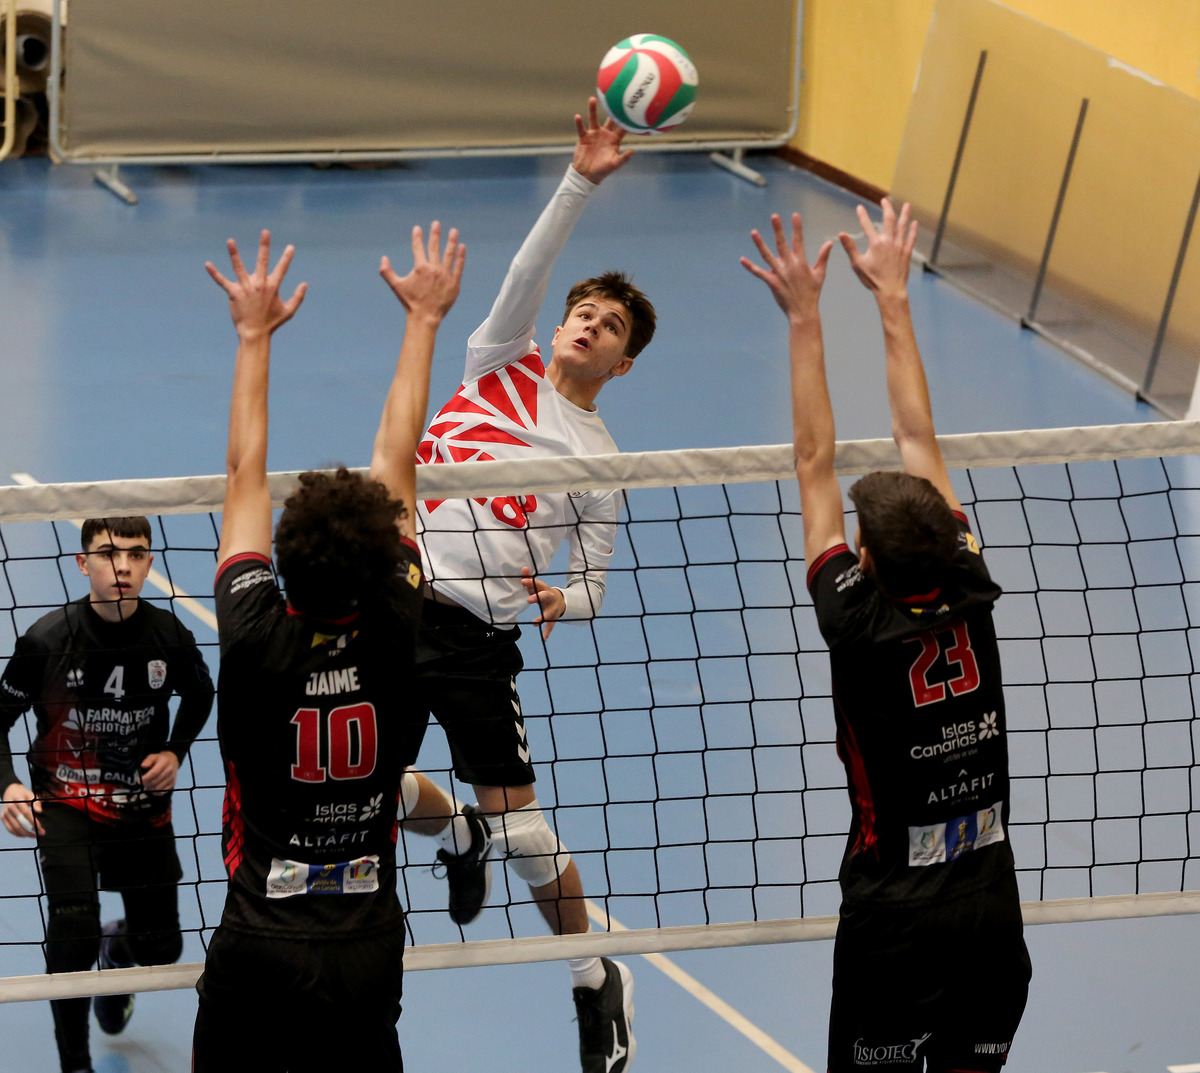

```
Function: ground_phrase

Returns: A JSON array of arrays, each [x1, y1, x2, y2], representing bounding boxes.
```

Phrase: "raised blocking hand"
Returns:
[[206, 230, 308, 338], [379, 221, 465, 324]]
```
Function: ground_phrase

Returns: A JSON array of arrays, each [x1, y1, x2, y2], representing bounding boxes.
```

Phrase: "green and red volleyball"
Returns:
[[596, 34, 698, 135]]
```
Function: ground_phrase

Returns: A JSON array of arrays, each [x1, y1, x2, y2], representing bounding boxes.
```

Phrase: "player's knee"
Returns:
[[398, 770, 421, 819], [45, 900, 101, 973], [486, 800, 570, 887]]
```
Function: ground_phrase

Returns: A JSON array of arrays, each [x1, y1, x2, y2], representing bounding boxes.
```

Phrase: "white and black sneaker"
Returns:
[[436, 803, 492, 925], [94, 919, 134, 1035], [573, 958, 635, 1073]]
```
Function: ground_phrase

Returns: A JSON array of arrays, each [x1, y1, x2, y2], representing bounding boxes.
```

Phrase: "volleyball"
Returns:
[[596, 34, 698, 135]]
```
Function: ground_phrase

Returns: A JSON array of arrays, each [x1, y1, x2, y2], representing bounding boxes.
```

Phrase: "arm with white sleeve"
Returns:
[[521, 489, 620, 640], [466, 99, 633, 379]]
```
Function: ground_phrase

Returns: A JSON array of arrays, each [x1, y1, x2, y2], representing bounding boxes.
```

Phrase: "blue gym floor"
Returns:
[[2, 150, 1199, 1073]]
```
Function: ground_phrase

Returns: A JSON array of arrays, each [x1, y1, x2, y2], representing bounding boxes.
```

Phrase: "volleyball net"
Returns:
[[1, 419, 1200, 1002]]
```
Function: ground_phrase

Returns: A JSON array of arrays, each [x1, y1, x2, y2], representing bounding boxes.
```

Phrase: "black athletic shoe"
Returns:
[[573, 958, 635, 1073], [436, 804, 492, 925], [94, 919, 134, 1035]]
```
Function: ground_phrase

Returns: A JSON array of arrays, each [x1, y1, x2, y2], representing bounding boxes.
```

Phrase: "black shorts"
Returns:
[[193, 924, 406, 1072], [828, 873, 1031, 1072], [415, 598, 536, 788], [38, 800, 183, 903]]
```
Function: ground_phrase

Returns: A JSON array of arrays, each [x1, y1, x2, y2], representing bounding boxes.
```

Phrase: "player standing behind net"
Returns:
[[0, 516, 214, 1073], [399, 99, 654, 1073], [192, 225, 463, 1071], [741, 201, 1031, 1072]]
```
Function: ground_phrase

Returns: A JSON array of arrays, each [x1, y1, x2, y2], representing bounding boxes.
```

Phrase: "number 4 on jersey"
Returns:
[[907, 620, 980, 707], [104, 666, 125, 700], [291, 703, 378, 782]]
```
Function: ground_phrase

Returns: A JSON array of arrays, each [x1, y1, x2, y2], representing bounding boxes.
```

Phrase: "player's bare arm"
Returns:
[[374, 221, 465, 535], [571, 97, 634, 185], [1, 781, 42, 838], [839, 199, 962, 513], [742, 212, 845, 565], [207, 231, 308, 565]]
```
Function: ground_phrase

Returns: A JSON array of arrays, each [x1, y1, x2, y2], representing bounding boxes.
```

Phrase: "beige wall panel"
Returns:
[[794, 0, 1199, 191], [893, 0, 1200, 325], [60, 1, 798, 156]]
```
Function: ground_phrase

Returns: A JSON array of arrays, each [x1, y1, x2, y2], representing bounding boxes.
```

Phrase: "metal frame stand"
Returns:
[[1022, 98, 1089, 329], [709, 148, 768, 187], [93, 164, 139, 204], [1148, 167, 1200, 401], [926, 50, 988, 273], [1, 0, 17, 163]]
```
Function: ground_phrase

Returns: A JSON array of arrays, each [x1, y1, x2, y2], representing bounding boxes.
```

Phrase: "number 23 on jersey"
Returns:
[[907, 621, 980, 707]]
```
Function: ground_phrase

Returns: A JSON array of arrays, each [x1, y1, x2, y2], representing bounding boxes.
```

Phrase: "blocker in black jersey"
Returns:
[[0, 597, 213, 824], [196, 224, 462, 1073], [741, 200, 1030, 1071], [0, 574, 213, 1073], [211, 549, 426, 939], [807, 515, 1013, 909], [811, 517, 1031, 1072]]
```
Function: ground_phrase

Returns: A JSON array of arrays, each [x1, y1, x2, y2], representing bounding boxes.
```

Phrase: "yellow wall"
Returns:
[[795, 0, 1200, 190]]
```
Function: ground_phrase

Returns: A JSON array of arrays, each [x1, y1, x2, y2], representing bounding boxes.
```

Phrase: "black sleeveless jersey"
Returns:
[[214, 548, 425, 938], [0, 598, 213, 824], [808, 515, 1016, 908]]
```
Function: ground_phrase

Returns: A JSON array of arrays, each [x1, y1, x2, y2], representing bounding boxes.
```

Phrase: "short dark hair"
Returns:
[[563, 271, 656, 359], [848, 471, 959, 597], [274, 467, 407, 619], [81, 516, 152, 551]]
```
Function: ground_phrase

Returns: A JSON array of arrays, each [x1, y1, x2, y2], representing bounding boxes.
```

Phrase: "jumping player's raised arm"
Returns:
[[741, 212, 843, 566], [839, 199, 962, 514], [206, 231, 307, 567], [467, 99, 633, 375], [374, 222, 465, 536]]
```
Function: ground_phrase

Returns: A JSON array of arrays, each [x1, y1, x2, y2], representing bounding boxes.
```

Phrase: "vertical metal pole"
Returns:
[[928, 50, 988, 268], [1024, 98, 1089, 326], [0, 0, 17, 162], [1144, 167, 1200, 397]]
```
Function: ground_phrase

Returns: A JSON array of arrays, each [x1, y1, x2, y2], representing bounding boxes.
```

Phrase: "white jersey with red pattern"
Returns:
[[416, 165, 622, 626]]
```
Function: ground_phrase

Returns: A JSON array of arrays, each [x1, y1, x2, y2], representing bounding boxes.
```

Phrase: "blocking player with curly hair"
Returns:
[[192, 224, 464, 1071]]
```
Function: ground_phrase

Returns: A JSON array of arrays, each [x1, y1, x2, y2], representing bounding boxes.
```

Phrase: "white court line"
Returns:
[[586, 900, 818, 1073], [1167, 1064, 1200, 1072], [10, 473, 218, 634]]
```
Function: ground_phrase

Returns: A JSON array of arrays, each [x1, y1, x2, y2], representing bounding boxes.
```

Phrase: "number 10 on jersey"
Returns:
[[291, 703, 379, 782]]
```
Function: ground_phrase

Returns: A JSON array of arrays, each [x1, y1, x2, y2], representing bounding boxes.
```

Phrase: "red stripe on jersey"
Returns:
[[895, 586, 943, 605], [222, 762, 245, 877], [452, 422, 532, 447], [216, 551, 271, 583], [807, 544, 850, 589], [285, 606, 360, 626], [476, 370, 527, 428], [516, 351, 545, 377], [833, 694, 879, 858], [508, 360, 540, 425]]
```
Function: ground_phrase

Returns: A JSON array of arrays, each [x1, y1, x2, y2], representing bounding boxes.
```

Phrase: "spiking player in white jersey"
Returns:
[[402, 99, 654, 1073]]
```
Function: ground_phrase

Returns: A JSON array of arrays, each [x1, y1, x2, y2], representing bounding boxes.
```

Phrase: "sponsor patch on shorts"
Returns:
[[266, 855, 381, 898], [908, 801, 1004, 866]]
